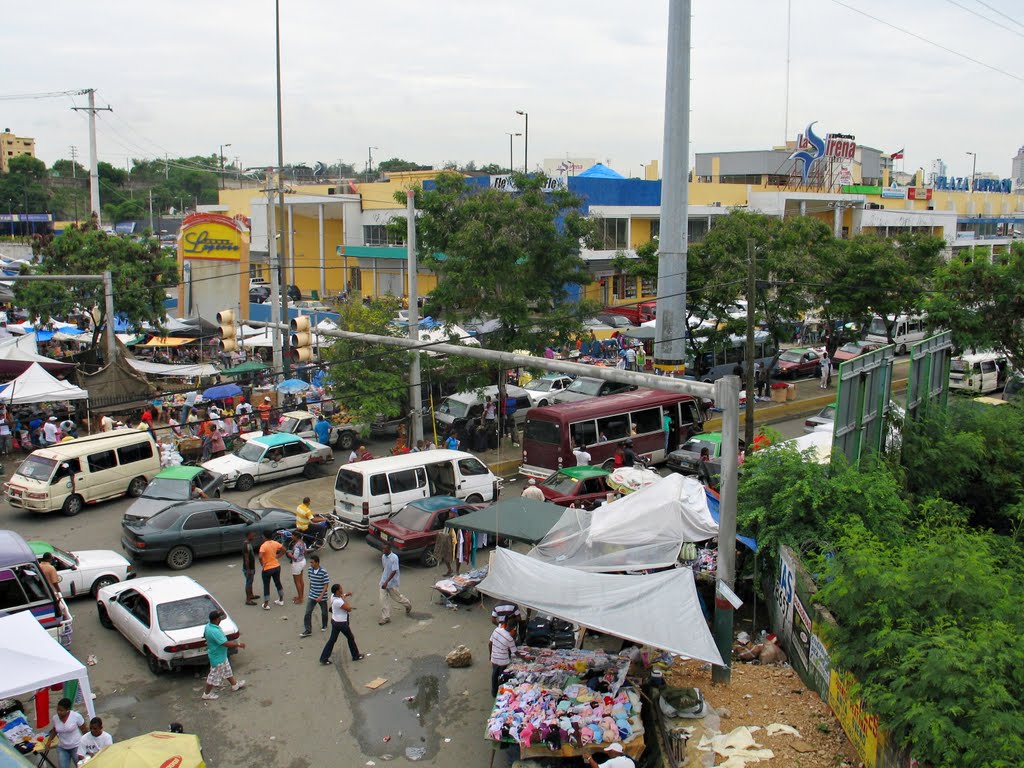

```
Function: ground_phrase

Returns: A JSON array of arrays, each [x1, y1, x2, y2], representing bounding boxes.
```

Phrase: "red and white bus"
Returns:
[[520, 388, 706, 478]]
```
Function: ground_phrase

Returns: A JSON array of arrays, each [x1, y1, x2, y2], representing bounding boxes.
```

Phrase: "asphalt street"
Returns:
[[2, 409, 820, 767]]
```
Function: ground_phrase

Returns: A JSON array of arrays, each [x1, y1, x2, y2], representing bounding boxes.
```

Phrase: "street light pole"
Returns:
[[966, 151, 977, 193], [515, 110, 528, 173], [367, 146, 379, 179], [275, 0, 291, 375], [505, 132, 521, 174], [219, 143, 232, 190]]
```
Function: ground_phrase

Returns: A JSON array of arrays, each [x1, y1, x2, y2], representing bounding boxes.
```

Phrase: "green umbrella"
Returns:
[[221, 361, 268, 377]]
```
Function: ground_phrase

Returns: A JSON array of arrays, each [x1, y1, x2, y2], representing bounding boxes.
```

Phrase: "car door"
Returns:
[[281, 440, 313, 477], [112, 589, 150, 651], [255, 446, 280, 482], [215, 505, 252, 554], [52, 551, 86, 598], [803, 351, 819, 374], [577, 477, 609, 508], [196, 470, 220, 498], [387, 467, 429, 513], [181, 509, 223, 558]]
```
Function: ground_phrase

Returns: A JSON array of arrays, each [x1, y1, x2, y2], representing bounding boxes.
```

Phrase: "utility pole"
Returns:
[[744, 239, 757, 448], [515, 111, 529, 173], [148, 190, 154, 234], [219, 143, 232, 190], [68, 146, 78, 178], [70, 89, 111, 226], [654, 0, 690, 376], [275, 0, 291, 375], [267, 182, 284, 377], [406, 190, 423, 445], [713, 374, 741, 685]]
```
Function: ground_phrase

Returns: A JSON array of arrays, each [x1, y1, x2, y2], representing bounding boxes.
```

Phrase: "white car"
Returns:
[[96, 576, 238, 675], [293, 300, 331, 312], [203, 432, 332, 492], [29, 540, 134, 599], [803, 404, 836, 434], [523, 375, 575, 407]]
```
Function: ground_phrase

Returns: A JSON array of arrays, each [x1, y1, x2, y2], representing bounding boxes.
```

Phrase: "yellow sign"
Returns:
[[180, 218, 242, 261], [828, 669, 881, 767]]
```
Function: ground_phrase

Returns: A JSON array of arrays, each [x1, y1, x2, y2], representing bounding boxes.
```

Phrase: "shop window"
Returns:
[[650, 220, 660, 240], [612, 275, 637, 299], [597, 218, 628, 250], [363, 224, 404, 247], [640, 277, 657, 297]]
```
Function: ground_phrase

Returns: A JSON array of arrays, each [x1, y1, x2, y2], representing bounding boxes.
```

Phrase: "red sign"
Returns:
[[907, 188, 932, 201]]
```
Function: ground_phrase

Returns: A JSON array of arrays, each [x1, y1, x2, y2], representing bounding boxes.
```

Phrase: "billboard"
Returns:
[[906, 331, 952, 420], [832, 345, 895, 466]]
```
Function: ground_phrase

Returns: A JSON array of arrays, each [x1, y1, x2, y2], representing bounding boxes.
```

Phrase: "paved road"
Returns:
[[1, 412, 814, 767]]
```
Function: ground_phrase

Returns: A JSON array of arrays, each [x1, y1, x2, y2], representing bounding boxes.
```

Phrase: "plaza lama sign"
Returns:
[[934, 176, 1013, 193]]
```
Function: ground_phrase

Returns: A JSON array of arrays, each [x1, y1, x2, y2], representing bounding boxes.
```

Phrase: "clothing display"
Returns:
[[486, 646, 643, 755], [433, 567, 488, 598]]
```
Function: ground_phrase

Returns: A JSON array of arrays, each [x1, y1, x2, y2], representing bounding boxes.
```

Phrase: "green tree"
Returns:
[[16, 224, 177, 350], [377, 158, 430, 173], [926, 241, 1024, 371], [7, 155, 46, 179], [97, 161, 127, 187], [0, 155, 49, 215], [51, 159, 87, 179], [396, 171, 597, 352], [818, 521, 1024, 767]]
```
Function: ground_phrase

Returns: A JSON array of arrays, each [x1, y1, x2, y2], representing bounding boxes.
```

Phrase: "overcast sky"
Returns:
[[3, 0, 1022, 180]]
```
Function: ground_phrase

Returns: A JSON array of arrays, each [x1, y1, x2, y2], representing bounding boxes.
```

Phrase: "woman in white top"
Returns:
[[319, 583, 364, 664], [44, 697, 86, 768]]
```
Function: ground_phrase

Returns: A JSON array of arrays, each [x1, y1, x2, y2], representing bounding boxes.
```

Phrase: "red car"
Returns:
[[538, 467, 611, 509], [365, 496, 482, 566], [832, 340, 878, 363], [774, 347, 823, 378]]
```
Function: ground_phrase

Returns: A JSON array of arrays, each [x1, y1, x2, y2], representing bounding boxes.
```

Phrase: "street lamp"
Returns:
[[505, 132, 521, 174], [966, 151, 977, 193], [219, 143, 232, 190], [367, 146, 379, 178], [515, 110, 528, 173]]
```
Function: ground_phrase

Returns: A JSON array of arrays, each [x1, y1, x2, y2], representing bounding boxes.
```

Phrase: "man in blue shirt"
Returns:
[[202, 610, 246, 700], [378, 544, 412, 625], [314, 415, 331, 446], [300, 555, 330, 637]]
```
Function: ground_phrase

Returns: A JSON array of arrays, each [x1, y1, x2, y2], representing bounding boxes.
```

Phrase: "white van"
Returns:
[[433, 385, 533, 433], [950, 351, 1008, 394], [864, 314, 928, 354], [4, 430, 161, 516], [333, 449, 500, 530]]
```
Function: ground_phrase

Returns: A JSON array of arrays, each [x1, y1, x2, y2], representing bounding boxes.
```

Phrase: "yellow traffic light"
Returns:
[[217, 309, 238, 353], [290, 315, 313, 362]]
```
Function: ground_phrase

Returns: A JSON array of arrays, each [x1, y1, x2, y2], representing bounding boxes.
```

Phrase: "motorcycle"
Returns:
[[276, 512, 351, 553]]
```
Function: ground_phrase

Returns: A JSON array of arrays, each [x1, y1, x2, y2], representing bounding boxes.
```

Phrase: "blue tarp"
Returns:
[[576, 162, 626, 180], [706, 488, 758, 552]]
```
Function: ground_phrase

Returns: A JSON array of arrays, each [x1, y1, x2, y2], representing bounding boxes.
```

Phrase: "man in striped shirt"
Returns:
[[300, 555, 330, 637], [488, 621, 517, 697]]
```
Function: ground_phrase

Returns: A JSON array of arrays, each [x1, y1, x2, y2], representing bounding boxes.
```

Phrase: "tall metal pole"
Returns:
[[713, 374, 740, 684], [275, 0, 290, 375], [267, 186, 283, 377], [219, 143, 231, 190], [744, 239, 757, 447], [103, 270, 116, 365], [148, 190, 154, 234], [87, 89, 100, 225], [406, 190, 423, 445], [654, 0, 691, 375], [784, 0, 792, 143], [516, 111, 528, 173]]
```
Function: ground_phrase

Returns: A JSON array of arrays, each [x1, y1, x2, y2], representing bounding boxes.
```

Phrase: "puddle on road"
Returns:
[[343, 655, 447, 761]]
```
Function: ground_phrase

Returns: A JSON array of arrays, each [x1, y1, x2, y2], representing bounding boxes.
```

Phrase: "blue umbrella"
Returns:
[[203, 383, 244, 400], [276, 378, 311, 394]]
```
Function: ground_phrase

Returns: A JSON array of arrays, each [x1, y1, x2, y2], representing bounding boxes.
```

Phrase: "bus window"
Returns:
[[570, 420, 598, 447], [596, 415, 630, 441], [631, 408, 662, 435], [525, 420, 561, 445]]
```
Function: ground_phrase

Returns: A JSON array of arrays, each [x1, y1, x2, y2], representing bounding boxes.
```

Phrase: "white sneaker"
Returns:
[[231, 680, 246, 692], [274, 599, 285, 606], [201, 692, 219, 700]]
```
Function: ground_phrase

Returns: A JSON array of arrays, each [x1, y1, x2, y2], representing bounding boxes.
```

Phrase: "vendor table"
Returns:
[[432, 567, 487, 604]]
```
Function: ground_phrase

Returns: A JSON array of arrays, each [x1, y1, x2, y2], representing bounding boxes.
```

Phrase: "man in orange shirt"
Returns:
[[257, 397, 273, 433], [258, 530, 286, 610], [39, 552, 62, 595]]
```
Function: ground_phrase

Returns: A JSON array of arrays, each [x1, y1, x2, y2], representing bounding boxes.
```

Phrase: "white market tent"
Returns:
[[528, 474, 719, 572], [0, 611, 96, 718], [126, 359, 219, 378], [0, 362, 89, 405], [479, 548, 724, 666]]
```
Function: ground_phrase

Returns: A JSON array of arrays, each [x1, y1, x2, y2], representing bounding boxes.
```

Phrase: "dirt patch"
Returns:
[[663, 661, 858, 767]]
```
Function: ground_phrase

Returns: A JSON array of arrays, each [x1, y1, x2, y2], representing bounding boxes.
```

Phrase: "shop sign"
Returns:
[[791, 122, 856, 184], [490, 175, 565, 192], [935, 176, 1013, 193], [907, 188, 932, 201], [828, 669, 881, 767], [880, 186, 906, 199], [180, 213, 243, 260], [808, 630, 831, 688]]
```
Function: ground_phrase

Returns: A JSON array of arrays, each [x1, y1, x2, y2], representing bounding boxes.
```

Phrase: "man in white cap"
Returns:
[[585, 743, 634, 768], [41, 416, 59, 446], [521, 478, 545, 502]]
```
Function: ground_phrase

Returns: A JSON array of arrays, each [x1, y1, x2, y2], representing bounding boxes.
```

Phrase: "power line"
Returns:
[[829, 0, 1024, 82], [0, 89, 89, 101], [945, 0, 1024, 38], [972, 0, 1024, 30]]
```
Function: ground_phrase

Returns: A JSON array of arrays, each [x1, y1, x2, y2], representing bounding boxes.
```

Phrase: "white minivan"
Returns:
[[864, 314, 928, 354], [333, 449, 500, 530], [949, 351, 1008, 394], [4, 430, 161, 516]]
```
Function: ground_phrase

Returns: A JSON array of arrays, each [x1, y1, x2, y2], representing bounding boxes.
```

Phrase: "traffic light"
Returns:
[[217, 309, 238, 353], [290, 315, 313, 362]]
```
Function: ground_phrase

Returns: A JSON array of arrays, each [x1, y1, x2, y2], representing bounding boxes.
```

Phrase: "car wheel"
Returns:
[[539, 399, 549, 407], [898, 344, 907, 355], [601, 459, 616, 471], [465, 494, 484, 503], [303, 463, 317, 479], [166, 545, 194, 570], [145, 648, 162, 675], [328, 528, 349, 551], [61, 494, 84, 517], [91, 575, 118, 597], [235, 474, 255, 492], [127, 476, 148, 497], [421, 549, 438, 567], [97, 603, 114, 629], [336, 431, 355, 451]]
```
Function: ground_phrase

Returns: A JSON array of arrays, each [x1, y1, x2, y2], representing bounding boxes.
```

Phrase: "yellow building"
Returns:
[[0, 129, 35, 173]]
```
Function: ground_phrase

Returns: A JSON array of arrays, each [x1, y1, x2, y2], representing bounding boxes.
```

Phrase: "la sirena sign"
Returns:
[[790, 122, 856, 185]]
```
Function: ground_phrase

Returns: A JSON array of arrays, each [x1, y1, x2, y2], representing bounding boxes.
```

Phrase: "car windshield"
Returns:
[[817, 406, 836, 420], [437, 398, 470, 418], [779, 350, 805, 363], [839, 343, 862, 355], [235, 441, 265, 462], [157, 595, 221, 632], [681, 439, 719, 456], [15, 455, 57, 482], [143, 478, 192, 501], [525, 379, 553, 392], [868, 317, 887, 336], [278, 416, 302, 433], [540, 473, 579, 495], [389, 503, 434, 531], [565, 378, 602, 396]]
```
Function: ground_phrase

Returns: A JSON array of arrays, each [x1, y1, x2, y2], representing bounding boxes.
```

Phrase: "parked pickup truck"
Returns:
[[242, 410, 363, 451]]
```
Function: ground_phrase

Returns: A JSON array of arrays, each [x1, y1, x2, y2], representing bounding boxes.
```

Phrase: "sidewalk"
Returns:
[[252, 359, 911, 512]]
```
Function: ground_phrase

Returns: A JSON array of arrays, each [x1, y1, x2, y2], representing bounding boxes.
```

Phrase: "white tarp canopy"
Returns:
[[126, 359, 219, 378], [0, 362, 89, 404], [479, 548, 723, 666], [0, 611, 96, 718], [241, 330, 275, 349], [528, 474, 718, 572]]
